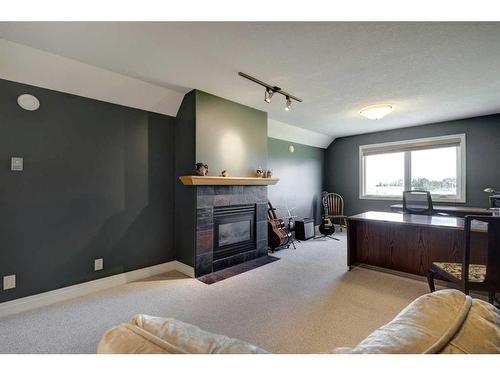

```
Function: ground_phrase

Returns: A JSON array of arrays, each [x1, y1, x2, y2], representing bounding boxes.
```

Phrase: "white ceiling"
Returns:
[[0, 22, 499, 138]]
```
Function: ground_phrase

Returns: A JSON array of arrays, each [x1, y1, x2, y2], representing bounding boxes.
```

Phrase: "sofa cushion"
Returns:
[[97, 315, 267, 354]]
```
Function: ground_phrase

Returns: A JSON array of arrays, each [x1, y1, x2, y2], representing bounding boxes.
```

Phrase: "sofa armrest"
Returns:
[[334, 289, 500, 354], [97, 314, 267, 354]]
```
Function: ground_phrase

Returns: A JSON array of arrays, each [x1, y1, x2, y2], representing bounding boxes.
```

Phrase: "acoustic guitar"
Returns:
[[267, 201, 291, 249]]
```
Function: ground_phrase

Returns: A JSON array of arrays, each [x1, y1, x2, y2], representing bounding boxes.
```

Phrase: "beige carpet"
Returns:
[[0, 232, 431, 353]]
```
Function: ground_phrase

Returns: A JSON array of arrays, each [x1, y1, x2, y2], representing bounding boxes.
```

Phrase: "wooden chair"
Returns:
[[322, 192, 347, 232], [427, 215, 500, 306]]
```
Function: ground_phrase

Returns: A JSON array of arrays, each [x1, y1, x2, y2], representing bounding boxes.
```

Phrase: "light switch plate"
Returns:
[[3, 275, 16, 290], [11, 157, 23, 171], [94, 258, 103, 271]]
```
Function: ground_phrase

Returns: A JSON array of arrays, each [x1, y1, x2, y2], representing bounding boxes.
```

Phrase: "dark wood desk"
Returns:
[[390, 204, 491, 217], [347, 211, 488, 277]]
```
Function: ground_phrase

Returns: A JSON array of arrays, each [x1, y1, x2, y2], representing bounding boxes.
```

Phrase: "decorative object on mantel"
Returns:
[[179, 176, 279, 186], [195, 162, 208, 176], [220, 170, 229, 177], [255, 167, 264, 178], [266, 169, 273, 178]]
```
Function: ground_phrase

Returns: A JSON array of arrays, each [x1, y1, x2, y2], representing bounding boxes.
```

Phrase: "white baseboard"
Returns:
[[0, 261, 194, 319], [171, 261, 195, 278]]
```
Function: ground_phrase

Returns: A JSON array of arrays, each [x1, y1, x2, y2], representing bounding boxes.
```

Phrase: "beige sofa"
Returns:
[[97, 289, 500, 354]]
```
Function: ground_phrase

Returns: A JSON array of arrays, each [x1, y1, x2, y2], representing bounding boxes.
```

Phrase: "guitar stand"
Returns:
[[287, 218, 301, 244], [269, 237, 296, 253], [313, 234, 340, 241], [269, 245, 288, 253], [315, 217, 340, 241]]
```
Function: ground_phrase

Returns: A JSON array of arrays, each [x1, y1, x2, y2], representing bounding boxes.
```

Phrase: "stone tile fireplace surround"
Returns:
[[195, 185, 268, 277]]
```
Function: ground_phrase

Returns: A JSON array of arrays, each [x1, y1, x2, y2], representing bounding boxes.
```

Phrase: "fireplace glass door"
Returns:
[[213, 205, 256, 260]]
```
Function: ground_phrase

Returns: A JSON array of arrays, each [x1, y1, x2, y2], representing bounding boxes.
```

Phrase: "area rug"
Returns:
[[197, 255, 279, 284]]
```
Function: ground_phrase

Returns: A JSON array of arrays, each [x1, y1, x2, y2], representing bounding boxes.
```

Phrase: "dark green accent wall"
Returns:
[[325, 114, 500, 216], [196, 91, 267, 176], [174, 91, 197, 267], [0, 79, 307, 303], [0, 78, 176, 303], [268, 138, 325, 224], [172, 90, 269, 268]]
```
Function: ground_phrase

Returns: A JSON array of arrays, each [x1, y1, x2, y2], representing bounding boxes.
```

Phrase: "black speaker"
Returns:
[[295, 218, 315, 240]]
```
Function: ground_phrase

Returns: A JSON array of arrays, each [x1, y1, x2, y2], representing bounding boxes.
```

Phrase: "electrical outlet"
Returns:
[[3, 275, 16, 290], [11, 157, 23, 171], [94, 258, 103, 271]]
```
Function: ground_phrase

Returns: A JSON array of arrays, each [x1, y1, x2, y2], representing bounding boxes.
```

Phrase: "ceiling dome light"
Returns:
[[285, 96, 292, 111], [359, 104, 394, 120], [17, 94, 40, 111]]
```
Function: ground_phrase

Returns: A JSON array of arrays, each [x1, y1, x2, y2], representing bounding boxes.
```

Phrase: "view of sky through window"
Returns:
[[365, 152, 404, 196], [411, 146, 457, 195]]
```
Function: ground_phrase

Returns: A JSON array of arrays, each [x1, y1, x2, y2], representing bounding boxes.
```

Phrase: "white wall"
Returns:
[[0, 39, 185, 116], [268, 119, 334, 149]]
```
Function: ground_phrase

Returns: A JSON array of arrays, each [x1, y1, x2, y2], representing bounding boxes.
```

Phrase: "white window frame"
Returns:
[[359, 134, 466, 203]]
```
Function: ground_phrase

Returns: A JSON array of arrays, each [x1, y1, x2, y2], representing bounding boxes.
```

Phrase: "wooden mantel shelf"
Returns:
[[179, 175, 279, 186]]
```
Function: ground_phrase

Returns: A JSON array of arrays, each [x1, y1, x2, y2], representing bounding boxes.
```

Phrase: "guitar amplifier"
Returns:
[[295, 218, 315, 240]]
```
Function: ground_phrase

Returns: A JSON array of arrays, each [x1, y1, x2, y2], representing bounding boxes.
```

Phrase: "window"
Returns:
[[364, 152, 405, 197], [359, 134, 466, 202]]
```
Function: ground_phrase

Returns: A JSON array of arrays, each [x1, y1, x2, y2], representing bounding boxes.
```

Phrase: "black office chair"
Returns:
[[402, 190, 434, 215]]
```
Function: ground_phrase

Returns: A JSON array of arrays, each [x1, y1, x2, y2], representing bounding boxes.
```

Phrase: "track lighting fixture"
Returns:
[[265, 88, 274, 103], [238, 72, 302, 111]]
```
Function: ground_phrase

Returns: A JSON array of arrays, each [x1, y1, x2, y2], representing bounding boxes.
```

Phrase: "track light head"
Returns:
[[264, 88, 274, 103], [285, 96, 292, 111]]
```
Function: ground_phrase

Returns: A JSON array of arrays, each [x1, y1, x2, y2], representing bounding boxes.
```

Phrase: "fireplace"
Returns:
[[213, 205, 256, 262], [195, 186, 268, 276]]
